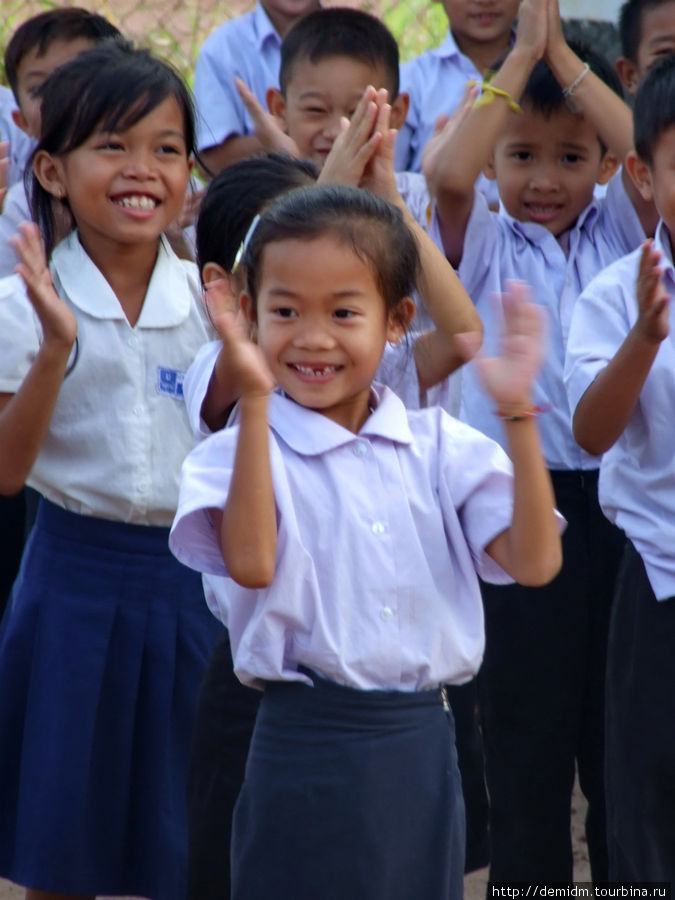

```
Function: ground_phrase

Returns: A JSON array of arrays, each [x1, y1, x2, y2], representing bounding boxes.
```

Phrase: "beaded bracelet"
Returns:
[[563, 63, 590, 99], [495, 404, 546, 422]]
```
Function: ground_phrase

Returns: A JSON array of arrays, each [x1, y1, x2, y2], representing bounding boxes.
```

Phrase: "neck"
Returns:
[[263, 4, 309, 38], [452, 29, 512, 75]]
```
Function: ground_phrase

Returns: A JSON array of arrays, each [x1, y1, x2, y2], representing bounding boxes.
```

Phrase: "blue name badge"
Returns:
[[157, 366, 185, 399]]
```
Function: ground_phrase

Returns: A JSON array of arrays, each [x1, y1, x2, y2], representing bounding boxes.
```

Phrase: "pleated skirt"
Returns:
[[232, 670, 466, 900], [0, 499, 222, 899]]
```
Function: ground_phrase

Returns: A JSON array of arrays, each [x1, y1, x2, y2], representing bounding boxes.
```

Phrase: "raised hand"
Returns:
[[319, 85, 381, 187], [206, 281, 274, 400], [421, 82, 479, 192], [472, 281, 544, 414], [10, 222, 77, 348], [635, 239, 669, 343], [359, 92, 400, 204], [513, 0, 548, 64], [235, 78, 300, 157]]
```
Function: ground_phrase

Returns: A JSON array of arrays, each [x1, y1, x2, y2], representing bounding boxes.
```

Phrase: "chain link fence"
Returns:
[[0, 0, 449, 85]]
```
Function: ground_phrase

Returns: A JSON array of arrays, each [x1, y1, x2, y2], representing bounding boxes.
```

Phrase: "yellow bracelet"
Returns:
[[468, 79, 522, 114]]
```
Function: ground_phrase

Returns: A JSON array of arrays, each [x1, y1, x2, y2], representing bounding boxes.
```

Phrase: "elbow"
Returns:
[[226, 550, 276, 589], [572, 413, 612, 457], [516, 541, 563, 587], [0, 468, 27, 497]]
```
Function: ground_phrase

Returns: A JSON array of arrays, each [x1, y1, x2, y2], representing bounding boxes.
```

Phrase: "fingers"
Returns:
[[235, 77, 267, 126], [203, 278, 238, 329]]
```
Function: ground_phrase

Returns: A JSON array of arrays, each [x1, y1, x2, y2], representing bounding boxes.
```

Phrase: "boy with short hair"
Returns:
[[193, 0, 320, 176], [426, 0, 654, 881], [565, 53, 675, 882], [615, 0, 675, 94], [0, 8, 120, 278], [396, 0, 518, 208]]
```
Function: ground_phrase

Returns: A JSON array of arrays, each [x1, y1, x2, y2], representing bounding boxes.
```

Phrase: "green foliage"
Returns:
[[383, 0, 448, 62]]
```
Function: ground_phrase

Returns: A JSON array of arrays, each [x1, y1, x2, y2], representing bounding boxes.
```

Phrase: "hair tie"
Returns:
[[232, 213, 261, 274], [468, 78, 522, 115]]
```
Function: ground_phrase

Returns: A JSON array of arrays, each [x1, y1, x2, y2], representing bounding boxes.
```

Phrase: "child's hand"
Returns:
[[206, 281, 274, 399], [0, 141, 8, 214], [421, 82, 479, 193], [235, 78, 300, 157], [634, 239, 669, 343], [544, 0, 567, 62], [359, 93, 400, 204], [473, 281, 544, 414], [513, 0, 548, 64], [319, 85, 380, 187], [10, 222, 78, 348]]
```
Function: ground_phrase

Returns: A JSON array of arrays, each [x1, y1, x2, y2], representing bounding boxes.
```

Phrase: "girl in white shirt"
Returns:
[[170, 183, 563, 900], [0, 41, 220, 900]]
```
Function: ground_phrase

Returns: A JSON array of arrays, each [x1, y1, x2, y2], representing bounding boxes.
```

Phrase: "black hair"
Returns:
[[4, 7, 121, 101], [619, 0, 673, 62], [29, 39, 196, 257], [634, 52, 675, 162], [279, 8, 400, 99], [517, 40, 624, 118], [244, 184, 419, 322], [196, 153, 318, 275]]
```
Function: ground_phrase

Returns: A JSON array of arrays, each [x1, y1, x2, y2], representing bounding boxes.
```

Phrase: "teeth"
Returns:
[[117, 195, 157, 209], [294, 364, 337, 376]]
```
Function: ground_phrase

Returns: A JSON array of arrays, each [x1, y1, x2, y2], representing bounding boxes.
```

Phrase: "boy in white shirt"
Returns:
[[425, 0, 655, 882], [565, 53, 675, 881]]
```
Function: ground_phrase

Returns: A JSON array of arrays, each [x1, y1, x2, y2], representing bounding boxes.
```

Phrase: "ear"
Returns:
[[32, 149, 67, 199], [483, 151, 497, 181], [390, 91, 410, 131], [202, 261, 232, 285], [596, 151, 620, 186], [266, 87, 287, 124], [387, 296, 416, 342], [11, 107, 32, 137], [625, 149, 654, 202], [615, 56, 640, 96]]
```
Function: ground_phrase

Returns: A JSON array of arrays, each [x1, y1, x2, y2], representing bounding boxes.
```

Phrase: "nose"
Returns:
[[529, 162, 559, 192], [321, 113, 343, 141], [122, 149, 156, 179], [292, 317, 336, 350]]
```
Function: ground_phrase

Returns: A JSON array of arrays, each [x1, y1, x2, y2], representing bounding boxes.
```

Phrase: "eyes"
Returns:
[[91, 136, 186, 156], [272, 306, 357, 320], [509, 149, 586, 165]]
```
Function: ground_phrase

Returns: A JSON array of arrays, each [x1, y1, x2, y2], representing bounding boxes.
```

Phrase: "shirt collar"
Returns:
[[51, 232, 195, 327], [267, 383, 413, 456], [655, 220, 675, 278], [502, 195, 599, 246], [252, 2, 283, 49]]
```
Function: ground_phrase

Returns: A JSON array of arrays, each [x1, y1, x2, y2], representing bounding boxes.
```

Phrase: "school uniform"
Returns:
[[455, 173, 644, 881], [171, 384, 544, 899], [193, 3, 283, 155], [565, 221, 675, 881], [395, 30, 501, 207], [0, 231, 222, 899], [0, 181, 30, 278]]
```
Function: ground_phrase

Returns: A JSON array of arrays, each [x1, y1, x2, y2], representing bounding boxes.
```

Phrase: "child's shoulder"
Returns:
[[199, 4, 262, 52]]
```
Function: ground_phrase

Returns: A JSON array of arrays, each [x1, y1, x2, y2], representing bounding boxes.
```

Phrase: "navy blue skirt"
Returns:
[[0, 500, 222, 898], [232, 671, 466, 900]]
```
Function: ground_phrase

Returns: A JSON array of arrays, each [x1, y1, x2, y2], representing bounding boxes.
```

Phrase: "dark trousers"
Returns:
[[478, 469, 625, 882], [606, 541, 675, 882]]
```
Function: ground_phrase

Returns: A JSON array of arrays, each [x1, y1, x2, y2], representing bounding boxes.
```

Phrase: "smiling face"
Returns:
[[244, 232, 411, 432], [487, 103, 615, 237], [622, 0, 675, 93], [36, 95, 192, 263], [440, 0, 518, 57], [271, 54, 407, 169]]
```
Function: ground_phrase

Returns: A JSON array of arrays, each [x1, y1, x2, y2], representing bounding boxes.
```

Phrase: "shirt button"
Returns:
[[353, 441, 367, 458], [133, 407, 142, 417], [380, 606, 394, 622], [371, 521, 385, 535]]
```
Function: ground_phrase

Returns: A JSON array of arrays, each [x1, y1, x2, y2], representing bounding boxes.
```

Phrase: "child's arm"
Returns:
[[544, 0, 656, 233], [480, 282, 562, 585], [0, 223, 78, 495], [235, 78, 301, 158], [0, 141, 8, 214], [209, 308, 277, 588], [321, 91, 484, 385], [573, 240, 668, 455], [424, 0, 547, 266]]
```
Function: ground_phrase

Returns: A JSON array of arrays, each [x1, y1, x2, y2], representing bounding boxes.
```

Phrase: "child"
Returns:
[[0, 85, 32, 189], [0, 40, 221, 900], [565, 54, 675, 882], [170, 182, 563, 900], [186, 141, 484, 895], [396, 0, 518, 207], [425, 0, 654, 882], [615, 0, 675, 95], [0, 8, 121, 277], [193, 0, 320, 175]]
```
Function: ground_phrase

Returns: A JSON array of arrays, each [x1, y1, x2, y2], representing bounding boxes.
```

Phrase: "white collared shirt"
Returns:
[[395, 29, 500, 207], [170, 386, 517, 691], [0, 85, 33, 188], [565, 221, 675, 601], [193, 3, 283, 153], [0, 181, 30, 278], [0, 231, 213, 525], [456, 173, 645, 469]]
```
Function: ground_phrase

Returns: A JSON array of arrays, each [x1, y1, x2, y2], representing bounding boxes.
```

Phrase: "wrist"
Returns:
[[495, 401, 542, 422]]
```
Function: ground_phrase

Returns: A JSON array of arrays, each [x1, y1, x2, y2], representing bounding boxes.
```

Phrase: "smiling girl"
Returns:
[[170, 183, 563, 900], [0, 41, 220, 900]]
